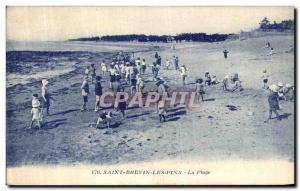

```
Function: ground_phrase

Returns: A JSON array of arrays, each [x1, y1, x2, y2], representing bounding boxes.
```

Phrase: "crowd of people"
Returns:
[[28, 44, 294, 129]]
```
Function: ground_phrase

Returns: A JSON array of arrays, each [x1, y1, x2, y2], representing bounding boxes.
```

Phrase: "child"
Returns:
[[120, 62, 126, 79], [125, 63, 131, 84], [269, 48, 274, 56], [29, 94, 42, 129], [109, 65, 116, 89], [101, 61, 107, 76], [267, 84, 281, 121], [174, 57, 179, 70], [205, 72, 211, 86], [81, 76, 89, 111], [85, 66, 90, 77], [231, 74, 243, 92], [117, 94, 127, 118], [94, 76, 102, 112], [195, 78, 205, 101], [41, 79, 51, 116], [135, 57, 142, 74], [95, 111, 113, 129], [222, 75, 230, 91], [157, 56, 162, 66], [136, 74, 145, 93], [152, 63, 159, 82], [157, 97, 167, 123], [91, 63, 96, 84], [141, 59, 146, 74], [262, 70, 269, 89], [223, 49, 229, 59], [179, 65, 187, 86], [211, 75, 218, 85], [165, 59, 170, 70], [277, 82, 285, 100]]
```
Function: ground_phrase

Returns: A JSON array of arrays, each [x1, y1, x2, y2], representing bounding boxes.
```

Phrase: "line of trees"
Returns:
[[69, 33, 234, 43], [259, 18, 294, 31]]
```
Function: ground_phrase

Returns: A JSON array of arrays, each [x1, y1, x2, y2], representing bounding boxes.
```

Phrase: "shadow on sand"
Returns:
[[51, 109, 79, 116], [42, 118, 67, 130], [127, 112, 151, 119]]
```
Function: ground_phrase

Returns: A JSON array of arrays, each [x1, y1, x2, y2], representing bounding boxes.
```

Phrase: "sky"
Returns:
[[6, 6, 294, 41]]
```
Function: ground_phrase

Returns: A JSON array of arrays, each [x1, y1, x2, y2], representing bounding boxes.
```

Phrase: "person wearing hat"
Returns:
[[222, 75, 230, 91], [267, 84, 281, 121], [204, 71, 211, 86], [136, 74, 144, 93], [41, 79, 52, 116], [195, 78, 205, 101], [81, 76, 90, 112], [94, 76, 103, 112], [261, 70, 269, 89], [284, 83, 294, 101], [277, 82, 285, 100], [29, 94, 42, 129]]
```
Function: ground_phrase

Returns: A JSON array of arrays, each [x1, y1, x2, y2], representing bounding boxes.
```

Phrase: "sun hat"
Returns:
[[269, 84, 279, 92], [224, 75, 229, 79], [278, 82, 283, 87], [42, 79, 49, 86]]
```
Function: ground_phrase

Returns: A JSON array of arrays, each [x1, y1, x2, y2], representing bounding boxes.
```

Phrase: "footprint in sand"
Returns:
[[137, 143, 142, 147]]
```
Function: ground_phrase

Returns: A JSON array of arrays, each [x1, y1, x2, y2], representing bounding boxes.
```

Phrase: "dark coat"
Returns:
[[268, 92, 280, 110]]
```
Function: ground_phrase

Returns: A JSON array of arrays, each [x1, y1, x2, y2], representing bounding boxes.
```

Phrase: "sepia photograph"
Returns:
[[6, 6, 295, 185]]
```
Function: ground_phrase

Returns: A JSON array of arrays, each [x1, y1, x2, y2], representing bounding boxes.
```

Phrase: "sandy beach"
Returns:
[[6, 34, 294, 167]]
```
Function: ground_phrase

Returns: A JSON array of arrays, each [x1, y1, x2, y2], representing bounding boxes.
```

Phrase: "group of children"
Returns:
[[222, 73, 243, 92], [29, 79, 53, 129], [28, 45, 293, 129]]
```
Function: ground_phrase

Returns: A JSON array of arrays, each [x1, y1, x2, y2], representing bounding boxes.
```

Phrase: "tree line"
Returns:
[[259, 18, 294, 31], [69, 33, 234, 43]]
